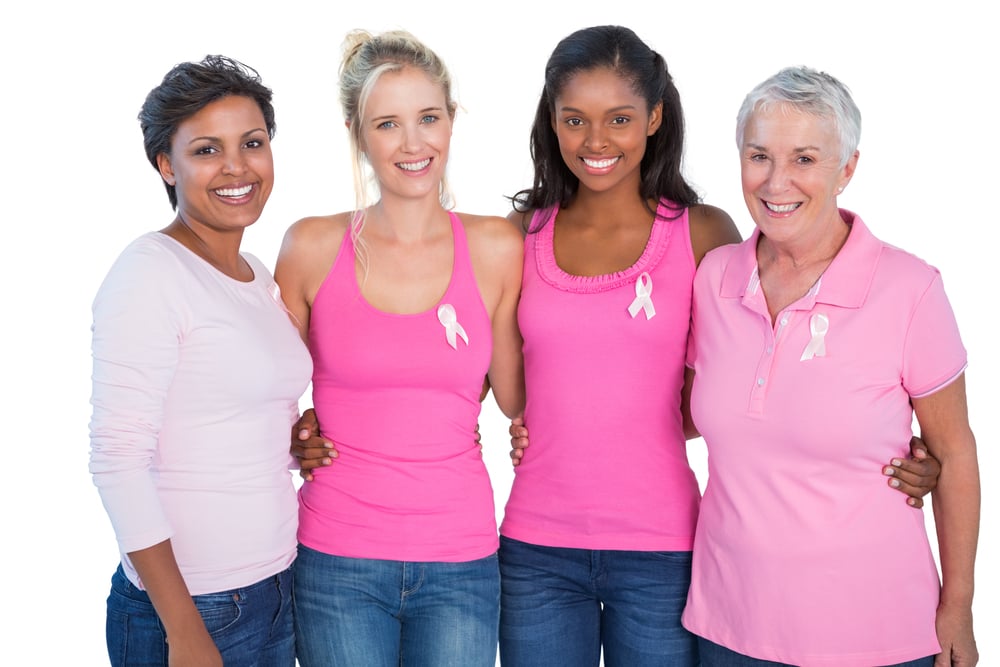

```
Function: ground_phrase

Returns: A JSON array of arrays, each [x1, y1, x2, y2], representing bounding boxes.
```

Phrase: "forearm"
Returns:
[[128, 540, 210, 642], [932, 445, 981, 607]]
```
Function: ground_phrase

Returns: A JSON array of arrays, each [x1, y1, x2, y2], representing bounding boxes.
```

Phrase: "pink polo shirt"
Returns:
[[682, 211, 965, 666]]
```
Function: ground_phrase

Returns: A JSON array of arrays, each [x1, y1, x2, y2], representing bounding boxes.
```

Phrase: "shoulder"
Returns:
[[505, 208, 533, 237], [687, 204, 742, 267], [282, 212, 352, 247], [278, 212, 352, 263], [875, 241, 944, 294], [456, 212, 524, 283], [100, 233, 187, 293], [457, 211, 525, 256]]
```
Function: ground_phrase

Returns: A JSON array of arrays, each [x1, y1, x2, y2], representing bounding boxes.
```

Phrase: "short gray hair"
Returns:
[[736, 66, 861, 167]]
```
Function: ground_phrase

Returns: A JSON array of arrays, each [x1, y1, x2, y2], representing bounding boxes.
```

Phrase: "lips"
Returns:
[[764, 200, 801, 213], [397, 158, 431, 171], [582, 156, 620, 169], [214, 184, 254, 198]]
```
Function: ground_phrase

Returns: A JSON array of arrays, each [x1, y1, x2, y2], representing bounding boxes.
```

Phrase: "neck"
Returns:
[[566, 182, 656, 229], [758, 214, 850, 270], [162, 217, 247, 279], [366, 196, 450, 244]]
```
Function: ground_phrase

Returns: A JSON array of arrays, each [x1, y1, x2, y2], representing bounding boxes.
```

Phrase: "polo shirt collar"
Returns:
[[719, 209, 882, 309]]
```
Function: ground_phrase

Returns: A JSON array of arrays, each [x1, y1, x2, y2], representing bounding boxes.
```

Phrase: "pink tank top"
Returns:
[[500, 200, 700, 550], [299, 212, 498, 562]]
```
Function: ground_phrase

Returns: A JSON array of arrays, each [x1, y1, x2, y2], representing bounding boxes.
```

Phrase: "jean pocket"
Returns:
[[194, 592, 242, 636]]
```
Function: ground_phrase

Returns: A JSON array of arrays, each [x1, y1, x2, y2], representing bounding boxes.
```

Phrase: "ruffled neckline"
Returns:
[[531, 200, 679, 294]]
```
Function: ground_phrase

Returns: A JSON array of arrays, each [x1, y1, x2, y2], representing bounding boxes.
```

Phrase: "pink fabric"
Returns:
[[682, 211, 965, 665], [501, 200, 700, 550], [299, 213, 497, 562], [89, 233, 312, 594]]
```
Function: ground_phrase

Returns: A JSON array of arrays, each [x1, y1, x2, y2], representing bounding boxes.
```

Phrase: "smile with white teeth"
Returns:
[[215, 184, 253, 197], [398, 158, 431, 171], [582, 156, 620, 169], [764, 201, 801, 213]]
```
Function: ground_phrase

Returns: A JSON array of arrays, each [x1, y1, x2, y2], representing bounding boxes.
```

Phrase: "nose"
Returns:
[[401, 125, 423, 153], [762, 160, 790, 193], [222, 149, 247, 175], [584, 124, 608, 151]]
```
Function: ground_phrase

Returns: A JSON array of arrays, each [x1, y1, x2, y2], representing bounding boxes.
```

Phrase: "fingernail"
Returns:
[[889, 479, 900, 488], [884, 467, 894, 476], [891, 459, 902, 467], [299, 429, 310, 439]]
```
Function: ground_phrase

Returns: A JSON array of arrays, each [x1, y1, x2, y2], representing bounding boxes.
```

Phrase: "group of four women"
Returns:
[[89, 23, 978, 667]]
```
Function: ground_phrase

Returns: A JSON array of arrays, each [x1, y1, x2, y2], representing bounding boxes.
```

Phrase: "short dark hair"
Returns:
[[138, 55, 275, 209], [512, 26, 699, 229]]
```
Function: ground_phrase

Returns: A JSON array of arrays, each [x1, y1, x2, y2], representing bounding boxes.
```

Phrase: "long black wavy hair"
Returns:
[[511, 25, 699, 231]]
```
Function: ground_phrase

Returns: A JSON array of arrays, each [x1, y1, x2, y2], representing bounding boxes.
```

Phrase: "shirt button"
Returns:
[[757, 377, 765, 386], [766, 346, 773, 354], [779, 317, 789, 326]]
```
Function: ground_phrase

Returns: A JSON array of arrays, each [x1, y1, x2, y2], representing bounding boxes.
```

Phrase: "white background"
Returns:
[[1, 1, 996, 664]]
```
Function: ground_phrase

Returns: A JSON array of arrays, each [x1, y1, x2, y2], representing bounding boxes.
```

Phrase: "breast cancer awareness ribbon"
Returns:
[[800, 313, 829, 361], [627, 272, 656, 320], [437, 303, 469, 350]]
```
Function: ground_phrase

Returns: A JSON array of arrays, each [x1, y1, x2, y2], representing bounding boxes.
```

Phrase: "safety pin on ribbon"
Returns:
[[627, 272, 656, 320], [437, 303, 469, 350], [800, 313, 829, 361]]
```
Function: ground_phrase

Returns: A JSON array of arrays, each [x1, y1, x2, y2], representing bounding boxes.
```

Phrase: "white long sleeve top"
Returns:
[[89, 232, 312, 594]]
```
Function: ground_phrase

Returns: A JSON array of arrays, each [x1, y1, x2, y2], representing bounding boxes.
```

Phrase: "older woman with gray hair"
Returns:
[[681, 66, 980, 666]]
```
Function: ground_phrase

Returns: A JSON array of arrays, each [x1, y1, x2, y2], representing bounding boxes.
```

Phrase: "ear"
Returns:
[[647, 101, 663, 137], [156, 152, 175, 186], [838, 149, 860, 193]]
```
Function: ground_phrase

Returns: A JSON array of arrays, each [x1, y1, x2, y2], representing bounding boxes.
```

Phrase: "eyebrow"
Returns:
[[558, 104, 639, 114], [371, 106, 446, 123], [186, 128, 267, 145], [744, 142, 822, 153]]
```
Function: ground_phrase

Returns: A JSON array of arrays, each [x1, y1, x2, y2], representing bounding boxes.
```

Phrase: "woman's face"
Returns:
[[740, 103, 857, 247], [551, 66, 661, 196], [157, 95, 273, 233], [359, 66, 453, 202]]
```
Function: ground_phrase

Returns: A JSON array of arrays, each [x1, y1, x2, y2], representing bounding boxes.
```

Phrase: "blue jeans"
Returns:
[[498, 536, 697, 667], [697, 637, 936, 667], [105, 563, 295, 667], [294, 544, 500, 667]]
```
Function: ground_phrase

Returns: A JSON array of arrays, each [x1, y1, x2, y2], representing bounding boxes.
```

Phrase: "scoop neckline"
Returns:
[[532, 200, 676, 294]]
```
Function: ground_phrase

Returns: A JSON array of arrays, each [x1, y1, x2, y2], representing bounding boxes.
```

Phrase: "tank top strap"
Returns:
[[445, 211, 480, 295]]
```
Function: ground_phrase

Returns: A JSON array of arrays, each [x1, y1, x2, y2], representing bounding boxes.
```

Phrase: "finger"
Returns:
[[885, 457, 938, 489], [883, 473, 925, 508]]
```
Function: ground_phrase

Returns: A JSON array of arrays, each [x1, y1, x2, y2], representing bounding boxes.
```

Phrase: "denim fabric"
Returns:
[[498, 536, 697, 667], [105, 563, 295, 667], [293, 544, 499, 667], [697, 637, 936, 667]]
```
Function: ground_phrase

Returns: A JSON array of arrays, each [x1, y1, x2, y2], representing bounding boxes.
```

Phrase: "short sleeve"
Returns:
[[902, 270, 967, 398]]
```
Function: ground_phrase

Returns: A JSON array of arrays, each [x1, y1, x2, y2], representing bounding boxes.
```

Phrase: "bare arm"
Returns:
[[275, 215, 347, 477], [683, 205, 742, 440], [467, 213, 526, 419], [911, 375, 980, 666], [128, 541, 223, 666]]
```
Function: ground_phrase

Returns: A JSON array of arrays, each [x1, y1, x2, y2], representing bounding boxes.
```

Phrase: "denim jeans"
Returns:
[[105, 563, 295, 667], [293, 544, 500, 667], [697, 637, 936, 667], [498, 536, 697, 667]]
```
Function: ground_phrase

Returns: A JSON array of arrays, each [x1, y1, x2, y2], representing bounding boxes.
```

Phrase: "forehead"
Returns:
[[743, 103, 838, 147], [174, 95, 265, 138], [555, 67, 646, 110], [366, 66, 448, 112]]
